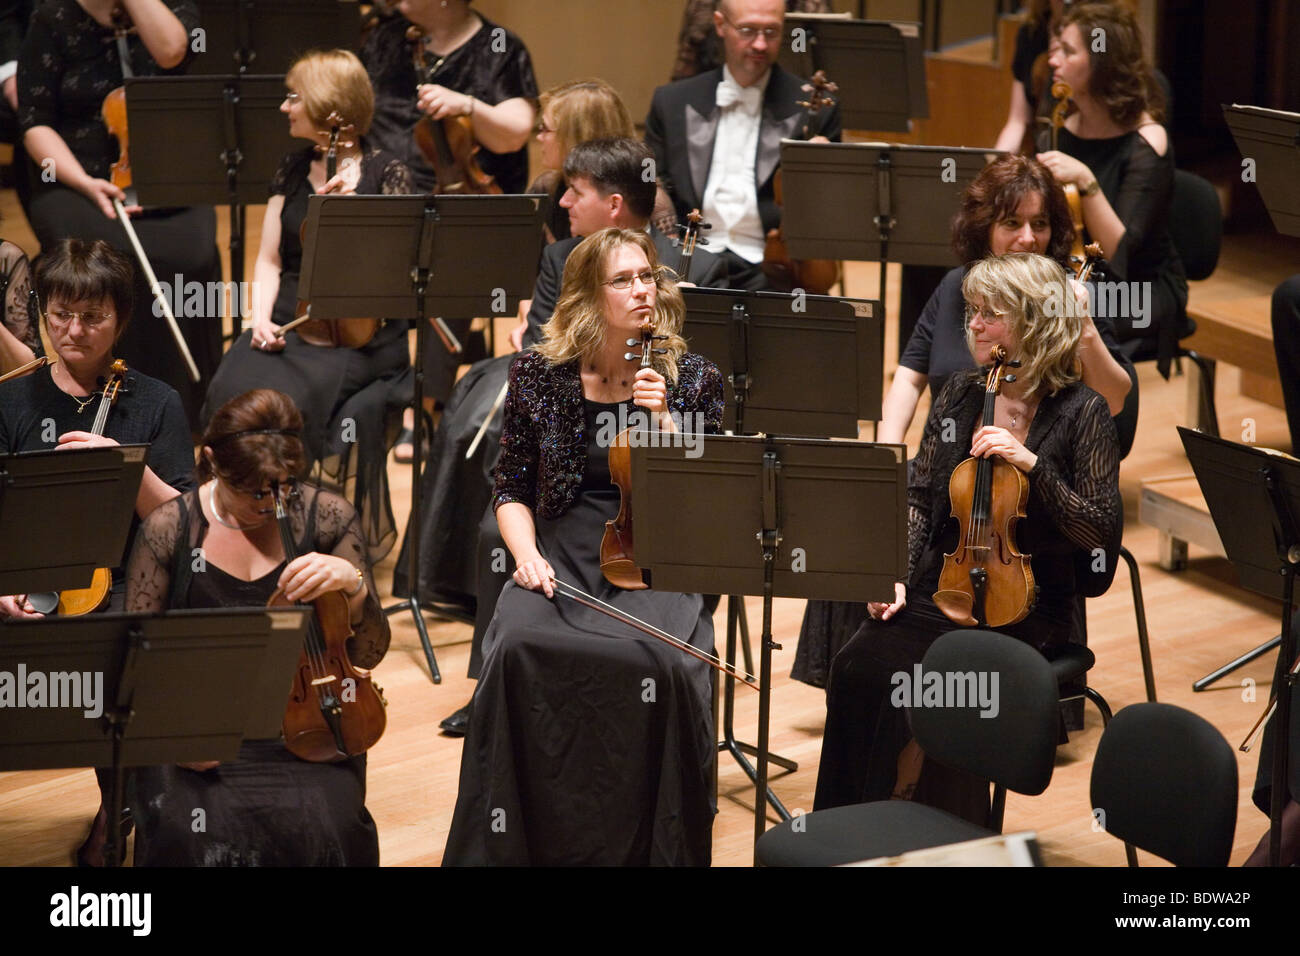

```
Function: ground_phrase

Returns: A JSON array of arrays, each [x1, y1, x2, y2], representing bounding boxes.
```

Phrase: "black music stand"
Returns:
[[126, 74, 294, 339], [1223, 105, 1300, 237], [298, 193, 547, 683], [777, 140, 999, 313], [781, 15, 928, 131], [0, 608, 310, 866], [633, 434, 907, 854], [191, 1, 359, 75], [1180, 427, 1300, 865], [0, 446, 144, 596], [681, 286, 882, 818]]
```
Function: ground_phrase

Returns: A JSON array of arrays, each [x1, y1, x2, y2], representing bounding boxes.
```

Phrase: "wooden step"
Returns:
[[1138, 474, 1225, 570]]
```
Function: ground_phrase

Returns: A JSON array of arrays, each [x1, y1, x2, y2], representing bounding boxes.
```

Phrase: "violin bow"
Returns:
[[550, 578, 761, 691]]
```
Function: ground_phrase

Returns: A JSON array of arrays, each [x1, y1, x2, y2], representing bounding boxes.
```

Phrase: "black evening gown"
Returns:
[[201, 146, 414, 562], [443, 400, 717, 866], [126, 488, 385, 866]]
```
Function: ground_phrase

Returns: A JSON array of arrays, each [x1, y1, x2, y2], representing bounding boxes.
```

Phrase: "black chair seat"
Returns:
[[756, 801, 992, 867], [1045, 642, 1096, 685]]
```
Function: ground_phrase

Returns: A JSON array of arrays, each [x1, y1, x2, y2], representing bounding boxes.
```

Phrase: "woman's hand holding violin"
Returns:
[[56, 431, 119, 452], [632, 367, 675, 432], [417, 83, 474, 121], [971, 425, 1038, 472], [279, 553, 365, 603]]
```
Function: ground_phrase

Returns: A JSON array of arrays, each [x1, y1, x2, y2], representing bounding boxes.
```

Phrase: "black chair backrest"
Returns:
[[910, 629, 1060, 796], [1168, 170, 1222, 282], [1090, 702, 1237, 866]]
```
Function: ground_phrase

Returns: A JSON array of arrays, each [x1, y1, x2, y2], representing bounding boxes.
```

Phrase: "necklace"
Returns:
[[72, 392, 97, 414], [589, 364, 628, 387], [208, 481, 266, 531]]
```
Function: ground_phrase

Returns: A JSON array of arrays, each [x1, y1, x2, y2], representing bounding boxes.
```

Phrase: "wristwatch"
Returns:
[[1079, 179, 1101, 198]]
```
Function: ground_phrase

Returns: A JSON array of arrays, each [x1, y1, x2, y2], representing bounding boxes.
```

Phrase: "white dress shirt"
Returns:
[[700, 65, 769, 265]]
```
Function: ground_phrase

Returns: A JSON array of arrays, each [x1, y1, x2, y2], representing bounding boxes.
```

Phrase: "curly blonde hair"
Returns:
[[535, 229, 687, 383], [962, 253, 1082, 397]]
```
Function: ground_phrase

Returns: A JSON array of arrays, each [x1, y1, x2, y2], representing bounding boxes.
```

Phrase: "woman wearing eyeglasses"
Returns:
[[201, 49, 415, 563], [124, 387, 390, 866], [16, 0, 221, 427], [813, 253, 1121, 822], [442, 229, 724, 865], [0, 238, 194, 867], [0, 239, 193, 621]]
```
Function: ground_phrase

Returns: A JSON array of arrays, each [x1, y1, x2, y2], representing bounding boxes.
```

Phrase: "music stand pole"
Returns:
[[387, 200, 442, 682], [1261, 467, 1299, 866]]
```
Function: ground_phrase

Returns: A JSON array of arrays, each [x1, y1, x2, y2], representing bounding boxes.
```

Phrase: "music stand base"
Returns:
[[1193, 634, 1280, 692], [384, 597, 442, 684]]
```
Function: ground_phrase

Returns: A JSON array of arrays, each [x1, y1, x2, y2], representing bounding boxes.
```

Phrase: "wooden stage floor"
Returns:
[[0, 212, 1293, 867]]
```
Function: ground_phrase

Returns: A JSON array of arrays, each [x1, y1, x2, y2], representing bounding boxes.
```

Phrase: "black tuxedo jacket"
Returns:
[[644, 65, 843, 236], [522, 228, 729, 349]]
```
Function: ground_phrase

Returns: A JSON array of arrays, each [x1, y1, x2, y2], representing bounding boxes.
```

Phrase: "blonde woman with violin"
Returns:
[[17, 0, 221, 427], [1033, 1, 1186, 375], [443, 228, 724, 866], [813, 253, 1121, 824], [202, 50, 415, 562], [125, 388, 389, 866]]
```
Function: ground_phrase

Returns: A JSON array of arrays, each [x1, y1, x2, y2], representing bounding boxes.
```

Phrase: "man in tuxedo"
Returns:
[[645, 0, 842, 291], [437, 136, 727, 737]]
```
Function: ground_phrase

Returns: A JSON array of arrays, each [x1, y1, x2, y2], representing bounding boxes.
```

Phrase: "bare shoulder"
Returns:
[[1136, 116, 1168, 157]]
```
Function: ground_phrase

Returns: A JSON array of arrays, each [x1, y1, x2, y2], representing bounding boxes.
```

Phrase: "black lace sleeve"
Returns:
[[377, 156, 414, 195], [0, 241, 36, 357], [1028, 390, 1122, 553], [308, 487, 390, 669], [126, 494, 187, 613]]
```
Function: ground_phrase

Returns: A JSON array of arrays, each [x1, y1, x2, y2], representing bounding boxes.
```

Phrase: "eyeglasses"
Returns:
[[46, 309, 114, 328], [535, 120, 555, 135], [217, 473, 298, 501], [604, 269, 660, 291], [283, 91, 302, 104], [722, 14, 782, 43], [964, 304, 1011, 327]]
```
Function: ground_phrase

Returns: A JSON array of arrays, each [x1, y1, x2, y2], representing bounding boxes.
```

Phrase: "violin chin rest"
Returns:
[[932, 589, 978, 627]]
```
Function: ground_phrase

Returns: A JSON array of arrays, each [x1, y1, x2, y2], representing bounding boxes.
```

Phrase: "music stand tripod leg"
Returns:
[[719, 596, 792, 820], [383, 279, 441, 684]]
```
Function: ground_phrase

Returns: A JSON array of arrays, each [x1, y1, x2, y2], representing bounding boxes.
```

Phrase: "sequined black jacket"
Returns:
[[492, 350, 725, 519]]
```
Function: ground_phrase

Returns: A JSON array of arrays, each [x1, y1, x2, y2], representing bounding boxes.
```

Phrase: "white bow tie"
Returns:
[[716, 80, 762, 112]]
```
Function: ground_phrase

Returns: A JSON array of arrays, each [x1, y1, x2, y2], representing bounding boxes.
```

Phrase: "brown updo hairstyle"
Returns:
[[34, 238, 135, 343], [1056, 1, 1164, 128], [199, 389, 309, 493], [951, 155, 1076, 266]]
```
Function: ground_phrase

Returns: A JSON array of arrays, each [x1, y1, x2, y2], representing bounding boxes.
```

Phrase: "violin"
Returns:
[[761, 71, 840, 296], [53, 361, 129, 616], [406, 24, 502, 196], [277, 113, 380, 349], [674, 209, 711, 281], [933, 346, 1036, 628], [600, 319, 668, 591], [1048, 81, 1088, 269], [98, 4, 200, 383], [269, 482, 387, 763]]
